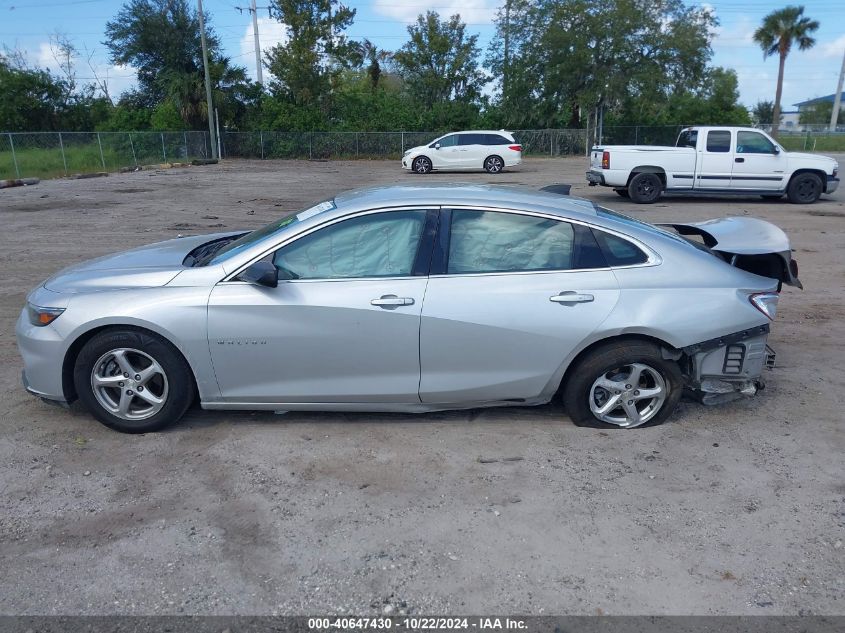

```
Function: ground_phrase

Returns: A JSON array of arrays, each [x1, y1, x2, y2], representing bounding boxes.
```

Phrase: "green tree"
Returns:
[[487, 0, 716, 128], [265, 0, 356, 113], [393, 11, 488, 110], [105, 0, 254, 129], [0, 55, 64, 131], [752, 100, 776, 125], [753, 5, 818, 138]]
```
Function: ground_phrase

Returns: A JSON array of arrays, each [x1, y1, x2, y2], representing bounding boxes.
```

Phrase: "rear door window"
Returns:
[[705, 130, 732, 153], [458, 133, 485, 146], [446, 210, 607, 274]]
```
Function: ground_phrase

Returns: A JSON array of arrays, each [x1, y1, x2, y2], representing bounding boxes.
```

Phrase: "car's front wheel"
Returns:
[[73, 328, 195, 433], [412, 156, 432, 174], [562, 341, 683, 429], [787, 173, 822, 204], [484, 155, 505, 174]]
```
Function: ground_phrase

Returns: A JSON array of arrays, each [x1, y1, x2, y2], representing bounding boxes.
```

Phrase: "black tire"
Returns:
[[786, 173, 822, 204], [760, 194, 783, 200], [73, 328, 195, 433], [615, 189, 630, 198], [562, 341, 683, 429], [483, 155, 505, 174], [628, 172, 663, 204], [412, 156, 432, 174]]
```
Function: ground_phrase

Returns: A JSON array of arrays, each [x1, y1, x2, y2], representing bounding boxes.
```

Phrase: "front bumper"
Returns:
[[683, 325, 773, 404], [16, 308, 69, 404], [826, 175, 839, 194]]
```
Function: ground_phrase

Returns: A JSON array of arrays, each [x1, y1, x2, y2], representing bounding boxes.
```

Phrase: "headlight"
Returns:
[[27, 304, 65, 327], [749, 292, 778, 320]]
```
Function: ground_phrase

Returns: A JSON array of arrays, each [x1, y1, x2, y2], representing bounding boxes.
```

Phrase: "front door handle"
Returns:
[[371, 295, 415, 307], [550, 291, 594, 304], [735, 157, 745, 163]]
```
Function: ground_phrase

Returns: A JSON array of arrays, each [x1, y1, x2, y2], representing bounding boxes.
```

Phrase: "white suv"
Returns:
[[402, 131, 522, 174]]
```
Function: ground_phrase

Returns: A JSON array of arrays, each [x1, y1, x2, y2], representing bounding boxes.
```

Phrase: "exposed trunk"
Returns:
[[771, 49, 786, 139]]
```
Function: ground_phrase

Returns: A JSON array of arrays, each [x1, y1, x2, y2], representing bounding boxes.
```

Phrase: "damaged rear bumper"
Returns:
[[682, 325, 774, 405]]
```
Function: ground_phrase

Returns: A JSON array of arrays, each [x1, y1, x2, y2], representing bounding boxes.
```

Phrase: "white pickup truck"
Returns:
[[586, 126, 839, 204]]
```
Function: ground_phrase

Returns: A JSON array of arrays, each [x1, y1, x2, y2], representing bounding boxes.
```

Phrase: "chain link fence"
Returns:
[[3, 125, 844, 181], [0, 131, 212, 181]]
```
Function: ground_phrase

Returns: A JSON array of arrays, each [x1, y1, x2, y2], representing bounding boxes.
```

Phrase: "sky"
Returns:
[[1, 0, 843, 113]]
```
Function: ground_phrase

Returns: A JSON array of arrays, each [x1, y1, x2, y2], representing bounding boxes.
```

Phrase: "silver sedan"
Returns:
[[17, 184, 800, 433]]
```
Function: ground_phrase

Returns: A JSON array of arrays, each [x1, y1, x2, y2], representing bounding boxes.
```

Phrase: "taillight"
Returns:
[[602, 151, 610, 169], [749, 292, 779, 320], [508, 145, 522, 152]]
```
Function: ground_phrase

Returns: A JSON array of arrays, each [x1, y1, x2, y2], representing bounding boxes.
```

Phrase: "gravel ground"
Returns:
[[0, 157, 843, 616]]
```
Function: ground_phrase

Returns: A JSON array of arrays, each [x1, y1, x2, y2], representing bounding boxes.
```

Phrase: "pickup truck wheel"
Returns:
[[615, 189, 630, 198], [787, 173, 822, 204], [628, 173, 663, 204]]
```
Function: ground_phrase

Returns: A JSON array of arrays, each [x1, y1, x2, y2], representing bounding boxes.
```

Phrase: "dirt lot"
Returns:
[[0, 158, 843, 616]]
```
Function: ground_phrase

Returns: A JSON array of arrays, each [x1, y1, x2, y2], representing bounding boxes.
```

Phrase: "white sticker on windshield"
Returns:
[[297, 200, 335, 221]]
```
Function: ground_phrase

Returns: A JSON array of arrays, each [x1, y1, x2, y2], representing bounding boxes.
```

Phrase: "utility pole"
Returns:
[[830, 48, 845, 132], [503, 0, 511, 116], [198, 0, 218, 158], [236, 0, 269, 84], [251, 0, 263, 84]]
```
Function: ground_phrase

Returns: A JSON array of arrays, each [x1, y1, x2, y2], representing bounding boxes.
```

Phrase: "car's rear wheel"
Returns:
[[786, 173, 822, 204], [412, 156, 432, 174], [73, 329, 194, 433], [484, 155, 504, 174], [563, 341, 683, 429], [614, 189, 630, 198], [628, 172, 663, 204]]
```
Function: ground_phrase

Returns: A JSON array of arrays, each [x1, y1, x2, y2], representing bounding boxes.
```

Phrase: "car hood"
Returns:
[[43, 232, 240, 294], [658, 217, 802, 288], [785, 151, 836, 166]]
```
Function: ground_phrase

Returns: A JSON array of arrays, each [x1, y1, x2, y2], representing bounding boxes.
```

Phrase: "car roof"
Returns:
[[333, 183, 598, 218], [439, 130, 513, 135]]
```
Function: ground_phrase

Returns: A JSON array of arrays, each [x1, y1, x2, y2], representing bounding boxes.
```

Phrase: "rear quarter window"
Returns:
[[591, 229, 649, 266]]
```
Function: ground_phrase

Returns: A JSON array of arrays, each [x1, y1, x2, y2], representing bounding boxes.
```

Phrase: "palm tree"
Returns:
[[753, 6, 819, 138], [354, 39, 392, 91]]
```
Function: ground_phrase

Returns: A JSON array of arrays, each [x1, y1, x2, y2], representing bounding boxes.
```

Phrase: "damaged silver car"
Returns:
[[16, 184, 800, 433]]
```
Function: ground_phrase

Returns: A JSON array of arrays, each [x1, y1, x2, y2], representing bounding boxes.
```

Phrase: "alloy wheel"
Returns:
[[588, 363, 667, 428], [90, 348, 169, 421]]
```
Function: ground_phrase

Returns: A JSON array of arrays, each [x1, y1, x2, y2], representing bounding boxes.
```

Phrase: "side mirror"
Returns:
[[238, 261, 277, 288], [773, 146, 780, 154], [434, 143, 441, 150]]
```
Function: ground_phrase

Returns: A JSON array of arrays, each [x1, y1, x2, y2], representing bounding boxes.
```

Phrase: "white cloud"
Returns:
[[371, 0, 499, 25], [239, 16, 288, 80], [814, 34, 845, 60]]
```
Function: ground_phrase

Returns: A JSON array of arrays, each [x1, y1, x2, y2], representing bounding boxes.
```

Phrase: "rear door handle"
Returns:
[[550, 292, 594, 304], [735, 157, 745, 163], [371, 295, 415, 307]]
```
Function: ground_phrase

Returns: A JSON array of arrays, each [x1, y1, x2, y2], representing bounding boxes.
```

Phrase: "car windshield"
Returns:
[[201, 199, 336, 266]]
